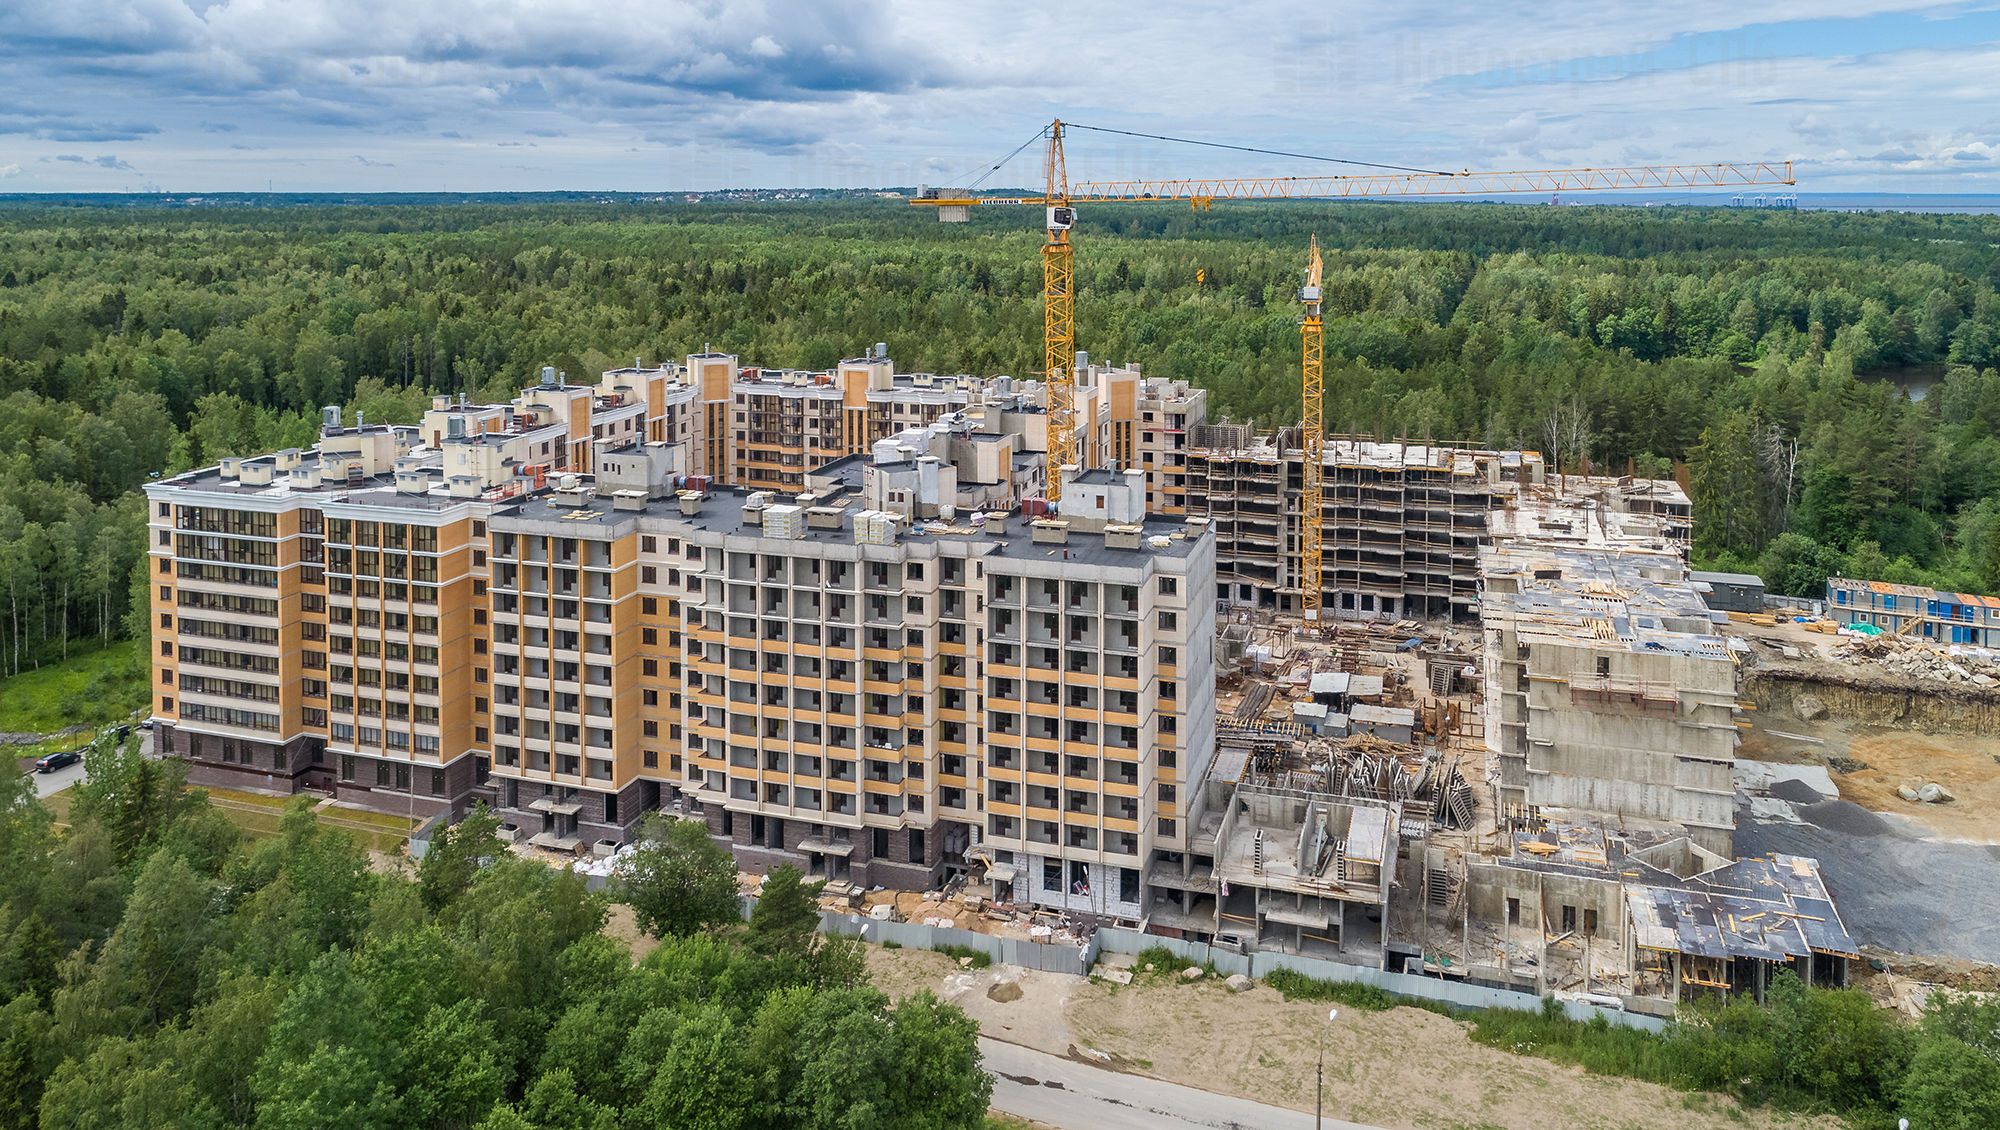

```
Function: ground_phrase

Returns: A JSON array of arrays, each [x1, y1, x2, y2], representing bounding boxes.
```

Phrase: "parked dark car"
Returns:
[[34, 749, 81, 773]]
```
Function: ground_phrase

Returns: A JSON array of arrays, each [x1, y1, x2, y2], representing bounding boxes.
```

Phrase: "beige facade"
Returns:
[[475, 463, 1216, 906], [147, 414, 529, 814]]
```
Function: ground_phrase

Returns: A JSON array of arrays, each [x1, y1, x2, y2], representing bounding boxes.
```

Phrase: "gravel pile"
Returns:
[[1797, 798, 1894, 837], [1740, 808, 2000, 965]]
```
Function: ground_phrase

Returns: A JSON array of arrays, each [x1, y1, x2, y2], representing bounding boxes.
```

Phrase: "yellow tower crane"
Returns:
[[914, 119, 1795, 605], [1299, 235, 1324, 620]]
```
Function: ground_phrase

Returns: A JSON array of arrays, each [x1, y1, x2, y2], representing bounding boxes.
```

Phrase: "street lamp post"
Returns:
[[1317, 1007, 1339, 1130]]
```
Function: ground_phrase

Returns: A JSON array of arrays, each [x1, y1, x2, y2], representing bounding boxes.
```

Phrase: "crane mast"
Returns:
[[1042, 122, 1078, 502], [912, 121, 1796, 610], [1299, 236, 1324, 619]]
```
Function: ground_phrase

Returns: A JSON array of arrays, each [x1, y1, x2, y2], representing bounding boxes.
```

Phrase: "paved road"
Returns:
[[29, 759, 85, 798], [981, 1037, 1379, 1130]]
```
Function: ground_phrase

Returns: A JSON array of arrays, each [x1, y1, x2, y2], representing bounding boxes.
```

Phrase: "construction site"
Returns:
[[1158, 475, 1852, 1014], [803, 459, 1859, 1014]]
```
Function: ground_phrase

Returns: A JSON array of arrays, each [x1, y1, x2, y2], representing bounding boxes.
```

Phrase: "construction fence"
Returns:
[[583, 881, 1663, 1031], [1092, 927, 1667, 1033], [818, 911, 1097, 976]]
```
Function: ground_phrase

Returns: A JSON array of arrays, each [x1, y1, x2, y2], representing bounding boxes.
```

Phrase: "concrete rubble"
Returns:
[[1836, 637, 2000, 687]]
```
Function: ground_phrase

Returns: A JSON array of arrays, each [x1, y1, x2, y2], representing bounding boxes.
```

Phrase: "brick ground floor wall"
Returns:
[[328, 750, 480, 820], [160, 724, 325, 795], [703, 806, 973, 889], [489, 776, 657, 849]]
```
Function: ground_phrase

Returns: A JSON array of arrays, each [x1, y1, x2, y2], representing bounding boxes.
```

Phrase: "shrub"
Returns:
[[932, 943, 992, 969], [1261, 967, 1405, 1012], [1134, 945, 1189, 978]]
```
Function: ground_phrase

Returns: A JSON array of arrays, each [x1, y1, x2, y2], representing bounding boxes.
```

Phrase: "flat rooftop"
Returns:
[[1481, 502, 1738, 658], [492, 484, 1205, 566]]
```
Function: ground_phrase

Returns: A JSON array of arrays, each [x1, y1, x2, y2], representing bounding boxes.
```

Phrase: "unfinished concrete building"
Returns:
[[1481, 500, 1743, 856], [1184, 432, 1540, 618], [1436, 824, 1855, 1013], [1208, 785, 1396, 964]]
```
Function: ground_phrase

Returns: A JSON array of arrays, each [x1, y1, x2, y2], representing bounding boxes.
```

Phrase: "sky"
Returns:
[[1, 0, 1998, 194]]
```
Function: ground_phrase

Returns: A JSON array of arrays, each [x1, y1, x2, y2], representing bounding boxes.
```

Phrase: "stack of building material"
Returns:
[[853, 510, 900, 546], [763, 503, 805, 540]]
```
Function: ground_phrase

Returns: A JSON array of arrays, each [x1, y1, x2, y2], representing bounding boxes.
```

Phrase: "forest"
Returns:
[[0, 197, 1998, 679], [0, 741, 991, 1129]]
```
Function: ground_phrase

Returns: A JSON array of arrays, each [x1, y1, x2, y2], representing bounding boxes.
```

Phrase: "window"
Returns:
[[1596, 656, 1610, 677], [643, 750, 658, 769], [1158, 576, 1177, 595], [908, 829, 925, 862]]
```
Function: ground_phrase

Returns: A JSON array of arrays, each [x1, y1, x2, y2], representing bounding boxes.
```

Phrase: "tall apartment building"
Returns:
[[1480, 498, 1742, 856], [147, 415, 526, 813], [474, 459, 1214, 913]]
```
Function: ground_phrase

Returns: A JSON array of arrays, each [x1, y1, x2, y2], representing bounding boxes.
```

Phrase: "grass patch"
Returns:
[[41, 788, 75, 826], [1466, 1000, 1679, 1079], [0, 638, 146, 736], [983, 1114, 1043, 1130], [1262, 966, 1436, 1013], [932, 943, 993, 969], [1133, 944, 1191, 977], [199, 788, 414, 854], [881, 940, 902, 950]]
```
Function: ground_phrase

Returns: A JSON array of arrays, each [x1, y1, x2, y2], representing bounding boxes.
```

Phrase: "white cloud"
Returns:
[[0, 0, 1993, 190]]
